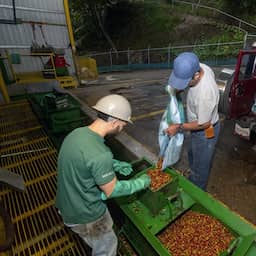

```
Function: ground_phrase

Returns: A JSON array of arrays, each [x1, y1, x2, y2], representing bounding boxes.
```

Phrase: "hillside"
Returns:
[[74, 2, 244, 54]]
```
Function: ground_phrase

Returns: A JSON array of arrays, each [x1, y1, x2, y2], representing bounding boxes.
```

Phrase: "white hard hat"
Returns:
[[92, 94, 132, 123], [252, 41, 256, 48]]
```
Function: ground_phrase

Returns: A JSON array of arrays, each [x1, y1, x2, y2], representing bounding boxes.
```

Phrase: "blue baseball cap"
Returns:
[[168, 52, 200, 90]]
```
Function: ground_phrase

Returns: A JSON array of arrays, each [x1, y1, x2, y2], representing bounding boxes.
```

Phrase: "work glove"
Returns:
[[101, 174, 151, 200], [113, 159, 133, 176]]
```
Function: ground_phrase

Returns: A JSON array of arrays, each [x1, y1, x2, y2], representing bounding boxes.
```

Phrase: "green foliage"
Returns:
[[70, 0, 246, 54], [70, 0, 123, 51], [222, 0, 256, 15], [193, 24, 244, 60], [71, 1, 183, 52], [107, 3, 181, 49]]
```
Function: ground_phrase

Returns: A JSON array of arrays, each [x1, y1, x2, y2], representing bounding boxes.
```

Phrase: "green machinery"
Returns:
[[26, 88, 88, 147], [113, 158, 256, 256], [11, 89, 256, 256], [29, 91, 85, 133]]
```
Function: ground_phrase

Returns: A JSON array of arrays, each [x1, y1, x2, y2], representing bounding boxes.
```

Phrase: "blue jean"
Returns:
[[188, 122, 220, 190], [70, 209, 117, 256]]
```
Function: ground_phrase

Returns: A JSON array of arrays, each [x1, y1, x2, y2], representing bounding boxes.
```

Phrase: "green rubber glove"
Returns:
[[113, 159, 133, 176], [101, 174, 151, 200]]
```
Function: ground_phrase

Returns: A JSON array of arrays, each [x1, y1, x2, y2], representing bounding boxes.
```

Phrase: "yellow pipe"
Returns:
[[63, 0, 79, 75], [50, 55, 57, 78], [63, 0, 76, 53], [5, 50, 17, 82], [0, 71, 10, 103]]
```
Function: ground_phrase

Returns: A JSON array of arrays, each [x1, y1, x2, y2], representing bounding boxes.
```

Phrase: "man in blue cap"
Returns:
[[165, 52, 220, 190]]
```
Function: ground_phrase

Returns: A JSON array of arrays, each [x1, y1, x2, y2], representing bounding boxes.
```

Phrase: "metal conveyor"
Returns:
[[0, 100, 88, 256]]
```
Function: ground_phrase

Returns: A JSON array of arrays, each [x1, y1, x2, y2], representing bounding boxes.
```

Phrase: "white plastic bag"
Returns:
[[158, 86, 185, 169]]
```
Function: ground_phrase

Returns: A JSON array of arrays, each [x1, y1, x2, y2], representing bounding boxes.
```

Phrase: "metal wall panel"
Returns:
[[0, 0, 75, 75]]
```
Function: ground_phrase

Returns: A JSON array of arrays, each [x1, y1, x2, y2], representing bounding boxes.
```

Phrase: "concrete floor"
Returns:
[[69, 69, 256, 225]]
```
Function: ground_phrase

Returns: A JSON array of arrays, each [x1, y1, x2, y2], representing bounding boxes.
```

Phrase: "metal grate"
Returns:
[[0, 100, 88, 255]]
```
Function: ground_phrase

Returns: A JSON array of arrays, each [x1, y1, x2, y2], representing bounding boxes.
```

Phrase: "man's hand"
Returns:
[[113, 159, 133, 176], [165, 124, 180, 136]]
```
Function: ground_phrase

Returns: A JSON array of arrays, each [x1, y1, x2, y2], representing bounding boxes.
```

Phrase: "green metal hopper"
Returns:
[[28, 90, 86, 134], [114, 158, 256, 256]]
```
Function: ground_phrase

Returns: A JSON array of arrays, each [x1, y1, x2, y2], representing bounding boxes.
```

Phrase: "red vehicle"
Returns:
[[218, 50, 256, 118]]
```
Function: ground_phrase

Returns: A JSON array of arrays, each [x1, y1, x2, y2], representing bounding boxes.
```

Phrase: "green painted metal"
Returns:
[[10, 53, 21, 64], [115, 158, 256, 256], [123, 172, 195, 235], [28, 91, 86, 134], [138, 174, 180, 215]]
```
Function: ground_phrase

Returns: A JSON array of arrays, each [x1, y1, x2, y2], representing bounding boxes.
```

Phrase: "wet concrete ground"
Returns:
[[70, 69, 256, 225]]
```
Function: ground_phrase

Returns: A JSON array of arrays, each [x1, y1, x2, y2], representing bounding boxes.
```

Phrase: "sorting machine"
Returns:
[[113, 158, 256, 256]]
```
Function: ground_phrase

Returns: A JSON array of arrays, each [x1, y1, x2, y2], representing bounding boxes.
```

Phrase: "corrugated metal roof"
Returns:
[[0, 0, 75, 75], [0, 0, 65, 23]]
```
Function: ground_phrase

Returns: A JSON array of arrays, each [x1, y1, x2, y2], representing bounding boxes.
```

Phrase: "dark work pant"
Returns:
[[188, 122, 220, 190]]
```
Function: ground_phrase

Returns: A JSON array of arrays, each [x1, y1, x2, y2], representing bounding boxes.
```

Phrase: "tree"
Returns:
[[222, 0, 256, 15], [70, 0, 122, 52]]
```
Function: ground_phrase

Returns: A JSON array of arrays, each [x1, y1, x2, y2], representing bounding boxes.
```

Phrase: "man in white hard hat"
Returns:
[[55, 94, 151, 256], [165, 52, 220, 190]]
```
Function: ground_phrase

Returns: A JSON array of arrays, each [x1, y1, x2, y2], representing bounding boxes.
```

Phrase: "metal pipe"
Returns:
[[0, 45, 31, 49], [0, 148, 49, 158], [12, 0, 17, 24], [0, 4, 64, 14], [63, 0, 78, 76], [63, 0, 76, 52], [22, 20, 66, 27], [0, 44, 68, 49]]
